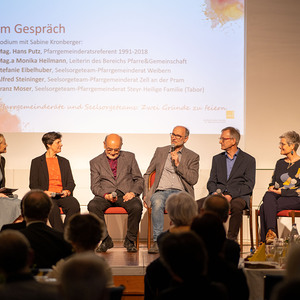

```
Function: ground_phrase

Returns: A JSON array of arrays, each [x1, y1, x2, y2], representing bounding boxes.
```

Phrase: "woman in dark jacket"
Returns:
[[29, 132, 80, 232]]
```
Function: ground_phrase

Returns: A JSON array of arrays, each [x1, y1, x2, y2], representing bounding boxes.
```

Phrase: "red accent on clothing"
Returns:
[[107, 157, 118, 178], [46, 157, 62, 193]]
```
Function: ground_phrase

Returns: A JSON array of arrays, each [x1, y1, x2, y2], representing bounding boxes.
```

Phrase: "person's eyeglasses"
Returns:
[[106, 148, 120, 153], [219, 137, 232, 142], [279, 143, 288, 147], [170, 133, 184, 139]]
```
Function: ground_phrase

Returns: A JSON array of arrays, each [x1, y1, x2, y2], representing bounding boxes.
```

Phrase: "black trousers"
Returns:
[[197, 196, 246, 241], [88, 190, 142, 242], [260, 192, 300, 242], [49, 195, 80, 232]]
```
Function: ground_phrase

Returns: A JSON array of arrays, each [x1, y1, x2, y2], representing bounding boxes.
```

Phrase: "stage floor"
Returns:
[[96, 241, 253, 299], [98, 240, 253, 275], [98, 241, 159, 276]]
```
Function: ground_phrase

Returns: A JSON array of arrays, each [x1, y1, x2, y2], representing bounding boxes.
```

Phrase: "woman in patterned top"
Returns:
[[260, 131, 300, 244]]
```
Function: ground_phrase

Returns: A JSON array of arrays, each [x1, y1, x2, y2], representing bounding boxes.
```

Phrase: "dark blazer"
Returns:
[[1, 220, 26, 232], [20, 222, 73, 269], [0, 156, 5, 187], [29, 153, 75, 193], [143, 146, 199, 206], [90, 150, 144, 197], [207, 149, 256, 207]]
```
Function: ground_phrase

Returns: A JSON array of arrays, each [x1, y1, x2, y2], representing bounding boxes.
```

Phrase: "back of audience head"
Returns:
[[64, 213, 104, 252], [22, 190, 52, 222], [202, 194, 230, 223], [0, 230, 33, 276], [159, 231, 207, 283], [60, 252, 108, 300], [166, 191, 198, 227], [270, 244, 300, 300], [285, 244, 300, 281], [191, 213, 226, 258]]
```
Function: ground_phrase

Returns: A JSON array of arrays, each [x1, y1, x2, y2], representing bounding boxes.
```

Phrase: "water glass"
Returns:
[[265, 244, 275, 261]]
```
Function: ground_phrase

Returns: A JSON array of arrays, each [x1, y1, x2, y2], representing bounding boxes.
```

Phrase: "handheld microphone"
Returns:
[[170, 144, 175, 152], [51, 192, 63, 198], [111, 191, 117, 199], [216, 189, 222, 195], [274, 182, 280, 190]]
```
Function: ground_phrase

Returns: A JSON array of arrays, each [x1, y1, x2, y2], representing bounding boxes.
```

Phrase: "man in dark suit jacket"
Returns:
[[88, 134, 143, 253], [20, 190, 73, 269], [144, 126, 200, 253], [198, 127, 256, 241]]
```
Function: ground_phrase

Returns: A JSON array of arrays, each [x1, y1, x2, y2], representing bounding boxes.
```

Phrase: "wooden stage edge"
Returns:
[[97, 241, 253, 299], [97, 241, 158, 299]]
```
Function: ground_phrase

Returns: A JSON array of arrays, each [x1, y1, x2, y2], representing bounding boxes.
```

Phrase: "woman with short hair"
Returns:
[[29, 132, 80, 232], [260, 131, 300, 243]]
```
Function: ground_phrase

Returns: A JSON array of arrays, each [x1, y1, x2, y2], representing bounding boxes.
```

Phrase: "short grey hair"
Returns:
[[173, 126, 190, 137], [166, 192, 197, 226], [222, 127, 240, 145], [60, 253, 108, 300], [280, 131, 300, 152], [184, 127, 190, 137]]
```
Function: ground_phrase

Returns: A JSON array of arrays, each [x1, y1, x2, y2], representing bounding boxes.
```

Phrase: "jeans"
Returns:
[[150, 189, 181, 241]]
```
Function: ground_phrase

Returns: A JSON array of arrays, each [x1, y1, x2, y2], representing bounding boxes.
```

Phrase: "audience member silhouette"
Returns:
[[191, 213, 249, 300], [144, 192, 198, 300], [0, 230, 59, 300], [48, 213, 114, 287], [155, 231, 227, 300], [270, 244, 300, 300], [19, 190, 72, 269], [200, 194, 240, 266], [60, 252, 109, 300]]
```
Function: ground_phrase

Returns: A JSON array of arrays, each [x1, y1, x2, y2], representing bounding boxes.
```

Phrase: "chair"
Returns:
[[104, 207, 139, 249], [59, 207, 66, 222], [255, 209, 300, 247], [239, 195, 254, 253], [108, 285, 125, 300], [145, 171, 168, 249]]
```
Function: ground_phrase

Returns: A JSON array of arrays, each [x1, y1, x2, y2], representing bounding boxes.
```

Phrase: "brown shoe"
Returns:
[[266, 229, 277, 244]]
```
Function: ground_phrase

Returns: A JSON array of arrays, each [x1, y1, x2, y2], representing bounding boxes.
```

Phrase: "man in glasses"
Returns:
[[144, 126, 199, 253], [198, 127, 255, 242], [88, 134, 143, 253]]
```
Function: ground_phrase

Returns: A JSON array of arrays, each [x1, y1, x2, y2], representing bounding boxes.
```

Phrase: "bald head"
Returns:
[[202, 194, 230, 223], [22, 190, 52, 222], [104, 134, 122, 160]]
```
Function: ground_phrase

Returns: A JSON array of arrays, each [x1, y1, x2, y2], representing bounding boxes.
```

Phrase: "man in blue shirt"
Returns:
[[198, 127, 256, 241]]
